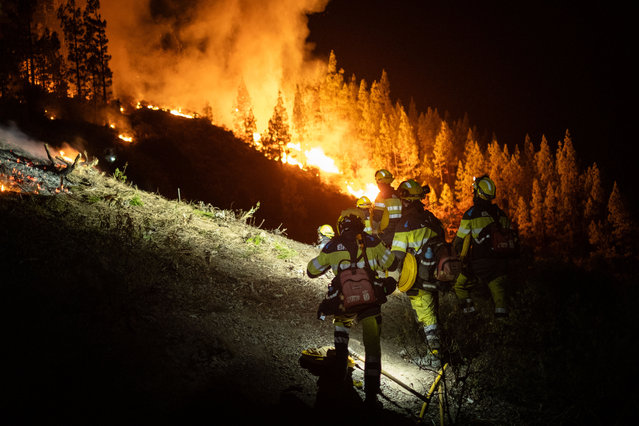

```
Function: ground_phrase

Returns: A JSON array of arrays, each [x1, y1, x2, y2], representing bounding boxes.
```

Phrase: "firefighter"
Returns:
[[391, 179, 446, 368], [452, 175, 512, 318], [356, 196, 373, 234], [371, 169, 402, 247], [316, 224, 335, 250], [307, 209, 398, 408]]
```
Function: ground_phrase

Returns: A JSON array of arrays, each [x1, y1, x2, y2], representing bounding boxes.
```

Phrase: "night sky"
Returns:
[[307, 1, 634, 202]]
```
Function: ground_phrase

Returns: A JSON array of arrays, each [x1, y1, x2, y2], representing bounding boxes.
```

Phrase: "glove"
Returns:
[[382, 277, 397, 295]]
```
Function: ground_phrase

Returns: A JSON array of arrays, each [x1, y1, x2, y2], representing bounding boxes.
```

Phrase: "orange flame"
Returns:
[[304, 147, 339, 174]]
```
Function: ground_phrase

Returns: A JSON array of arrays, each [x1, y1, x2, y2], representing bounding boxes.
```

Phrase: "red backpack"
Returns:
[[336, 236, 377, 312], [433, 242, 462, 282], [483, 207, 519, 257]]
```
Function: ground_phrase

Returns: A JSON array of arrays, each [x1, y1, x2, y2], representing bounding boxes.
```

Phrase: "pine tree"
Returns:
[[57, 0, 87, 99], [319, 51, 344, 114], [486, 138, 508, 207], [438, 183, 457, 238], [607, 181, 632, 255], [555, 130, 579, 244], [292, 84, 308, 144], [433, 120, 454, 186], [519, 135, 534, 193], [454, 131, 485, 210], [504, 144, 524, 212], [393, 104, 419, 178], [535, 135, 555, 191], [514, 196, 532, 240], [543, 182, 560, 253], [232, 79, 257, 144], [416, 107, 441, 161], [0, 0, 65, 96], [530, 178, 544, 248], [33, 28, 67, 96], [83, 0, 112, 102], [263, 91, 291, 162], [583, 162, 605, 225]]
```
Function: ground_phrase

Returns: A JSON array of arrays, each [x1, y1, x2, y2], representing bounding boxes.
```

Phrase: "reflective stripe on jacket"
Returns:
[[453, 203, 512, 259], [391, 206, 441, 257], [307, 233, 396, 278]]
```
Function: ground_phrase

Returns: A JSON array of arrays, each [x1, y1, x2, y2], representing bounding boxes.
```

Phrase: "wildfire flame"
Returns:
[[58, 150, 77, 163], [1, 145, 78, 195], [126, 100, 374, 202], [347, 183, 379, 201], [169, 109, 194, 119], [304, 147, 339, 174]]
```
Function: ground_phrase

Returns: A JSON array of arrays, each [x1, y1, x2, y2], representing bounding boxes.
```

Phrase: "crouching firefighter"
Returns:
[[391, 179, 453, 369], [307, 208, 398, 408]]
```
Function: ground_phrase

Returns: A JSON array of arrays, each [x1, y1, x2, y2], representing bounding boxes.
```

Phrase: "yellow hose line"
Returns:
[[418, 362, 448, 421]]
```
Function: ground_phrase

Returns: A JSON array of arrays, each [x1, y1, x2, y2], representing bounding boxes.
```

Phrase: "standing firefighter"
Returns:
[[452, 175, 518, 318], [391, 179, 449, 368], [307, 208, 398, 408], [371, 169, 402, 247], [356, 196, 373, 234]]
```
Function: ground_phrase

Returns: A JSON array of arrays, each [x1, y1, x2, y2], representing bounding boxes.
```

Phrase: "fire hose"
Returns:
[[348, 349, 433, 403]]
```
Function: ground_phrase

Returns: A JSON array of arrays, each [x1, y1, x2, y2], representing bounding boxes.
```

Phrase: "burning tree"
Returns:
[[263, 91, 291, 163], [232, 79, 257, 144]]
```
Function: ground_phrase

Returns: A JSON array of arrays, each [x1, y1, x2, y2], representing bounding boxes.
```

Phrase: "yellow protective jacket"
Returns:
[[371, 186, 402, 233], [453, 201, 512, 260], [357, 207, 373, 234], [391, 204, 443, 287], [307, 232, 396, 278]]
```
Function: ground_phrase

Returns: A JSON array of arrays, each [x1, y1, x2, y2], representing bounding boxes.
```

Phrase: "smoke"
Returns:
[[101, 0, 330, 129], [0, 123, 81, 162], [0, 123, 48, 160]]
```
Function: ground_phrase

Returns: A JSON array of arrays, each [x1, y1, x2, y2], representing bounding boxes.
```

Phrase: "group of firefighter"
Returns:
[[306, 168, 516, 409]]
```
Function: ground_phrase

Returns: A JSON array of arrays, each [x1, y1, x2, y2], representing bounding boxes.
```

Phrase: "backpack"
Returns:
[[433, 242, 462, 282], [419, 209, 461, 282], [336, 236, 378, 312], [482, 207, 519, 257]]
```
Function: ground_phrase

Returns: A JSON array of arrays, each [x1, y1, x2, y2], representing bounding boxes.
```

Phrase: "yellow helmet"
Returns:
[[473, 175, 496, 200], [317, 224, 335, 239], [398, 179, 429, 200], [374, 169, 394, 184], [336, 208, 365, 235], [356, 196, 372, 209], [397, 252, 417, 292]]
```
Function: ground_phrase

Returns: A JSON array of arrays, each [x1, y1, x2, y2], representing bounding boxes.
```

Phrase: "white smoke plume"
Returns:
[[101, 0, 330, 130], [0, 123, 48, 161]]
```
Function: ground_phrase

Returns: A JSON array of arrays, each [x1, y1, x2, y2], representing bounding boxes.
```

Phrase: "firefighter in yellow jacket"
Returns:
[[452, 175, 514, 318], [390, 179, 446, 368], [371, 169, 402, 247], [356, 195, 373, 234], [316, 224, 335, 250], [307, 208, 398, 407]]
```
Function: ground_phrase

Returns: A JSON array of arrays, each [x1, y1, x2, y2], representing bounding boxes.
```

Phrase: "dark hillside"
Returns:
[[0, 98, 354, 244]]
